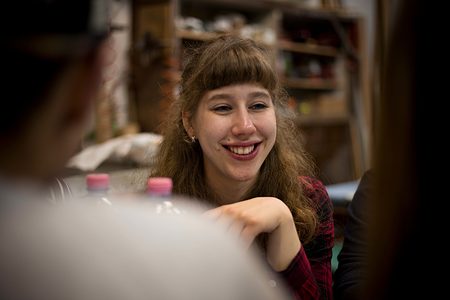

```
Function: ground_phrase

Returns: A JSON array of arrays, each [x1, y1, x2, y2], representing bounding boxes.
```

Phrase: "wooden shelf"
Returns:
[[297, 114, 350, 126], [176, 29, 220, 41], [282, 77, 337, 90], [278, 40, 338, 57], [177, 29, 274, 48]]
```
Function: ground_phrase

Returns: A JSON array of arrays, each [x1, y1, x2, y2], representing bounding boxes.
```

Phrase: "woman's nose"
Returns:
[[231, 111, 256, 137]]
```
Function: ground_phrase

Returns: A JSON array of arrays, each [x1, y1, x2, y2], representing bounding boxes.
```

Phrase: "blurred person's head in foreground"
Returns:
[[0, 0, 110, 184]]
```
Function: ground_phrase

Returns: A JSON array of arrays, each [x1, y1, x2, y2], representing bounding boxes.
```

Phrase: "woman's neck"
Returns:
[[206, 175, 255, 205]]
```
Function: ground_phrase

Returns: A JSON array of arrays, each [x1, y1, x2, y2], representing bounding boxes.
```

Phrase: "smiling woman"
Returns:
[[151, 35, 334, 300], [183, 83, 277, 195]]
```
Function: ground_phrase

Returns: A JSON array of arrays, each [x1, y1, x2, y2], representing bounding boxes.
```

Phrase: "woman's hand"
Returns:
[[204, 197, 301, 271]]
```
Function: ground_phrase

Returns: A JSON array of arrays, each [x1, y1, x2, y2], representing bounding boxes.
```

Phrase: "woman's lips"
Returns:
[[224, 143, 260, 161]]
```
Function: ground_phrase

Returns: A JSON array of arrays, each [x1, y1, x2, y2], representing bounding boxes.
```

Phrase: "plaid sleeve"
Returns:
[[279, 177, 334, 300]]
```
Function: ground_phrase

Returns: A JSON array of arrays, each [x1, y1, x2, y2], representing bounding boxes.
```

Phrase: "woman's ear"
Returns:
[[182, 111, 194, 137]]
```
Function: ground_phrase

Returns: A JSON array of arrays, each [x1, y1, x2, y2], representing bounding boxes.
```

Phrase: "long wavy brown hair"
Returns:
[[151, 35, 318, 244]]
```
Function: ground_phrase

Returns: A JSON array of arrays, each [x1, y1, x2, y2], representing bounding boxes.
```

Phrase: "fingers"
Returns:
[[202, 207, 221, 220], [239, 226, 258, 249], [203, 207, 259, 249], [223, 219, 257, 250], [203, 207, 238, 234]]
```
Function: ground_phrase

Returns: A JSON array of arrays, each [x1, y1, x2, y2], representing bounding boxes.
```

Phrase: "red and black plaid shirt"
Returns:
[[279, 177, 334, 300]]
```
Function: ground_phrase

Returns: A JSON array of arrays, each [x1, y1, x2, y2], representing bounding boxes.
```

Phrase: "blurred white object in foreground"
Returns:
[[0, 197, 290, 300], [68, 133, 162, 171]]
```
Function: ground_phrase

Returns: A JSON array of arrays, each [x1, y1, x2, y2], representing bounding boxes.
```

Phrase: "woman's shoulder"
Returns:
[[299, 176, 332, 209], [299, 176, 327, 197]]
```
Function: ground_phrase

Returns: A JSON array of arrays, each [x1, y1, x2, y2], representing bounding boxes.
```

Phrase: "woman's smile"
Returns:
[[223, 142, 261, 160]]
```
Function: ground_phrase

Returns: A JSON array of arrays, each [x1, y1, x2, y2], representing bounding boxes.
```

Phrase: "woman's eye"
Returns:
[[213, 105, 231, 112], [250, 103, 268, 110]]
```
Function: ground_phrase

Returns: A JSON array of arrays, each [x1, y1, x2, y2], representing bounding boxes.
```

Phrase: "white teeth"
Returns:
[[229, 145, 254, 155]]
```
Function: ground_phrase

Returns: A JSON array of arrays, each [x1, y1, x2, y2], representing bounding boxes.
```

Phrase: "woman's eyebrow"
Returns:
[[207, 91, 270, 101], [249, 91, 271, 99], [207, 93, 233, 101]]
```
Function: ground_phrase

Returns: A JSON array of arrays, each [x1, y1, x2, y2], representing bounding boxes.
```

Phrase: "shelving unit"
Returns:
[[132, 0, 369, 184]]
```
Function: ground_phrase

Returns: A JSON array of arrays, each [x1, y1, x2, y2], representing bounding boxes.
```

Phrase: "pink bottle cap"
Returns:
[[86, 173, 110, 190], [147, 177, 173, 195]]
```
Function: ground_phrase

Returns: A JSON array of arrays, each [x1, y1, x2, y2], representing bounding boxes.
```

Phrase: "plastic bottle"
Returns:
[[82, 173, 112, 206], [147, 177, 183, 215]]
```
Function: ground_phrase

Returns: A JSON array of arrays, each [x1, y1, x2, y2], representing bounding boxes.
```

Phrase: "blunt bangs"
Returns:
[[202, 46, 276, 92], [183, 36, 278, 95]]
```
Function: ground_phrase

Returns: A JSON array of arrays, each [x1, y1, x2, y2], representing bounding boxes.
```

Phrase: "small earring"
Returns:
[[191, 135, 196, 143]]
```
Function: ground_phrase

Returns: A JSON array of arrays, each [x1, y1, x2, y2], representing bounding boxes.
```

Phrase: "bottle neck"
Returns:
[[87, 188, 108, 194], [148, 191, 171, 197]]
